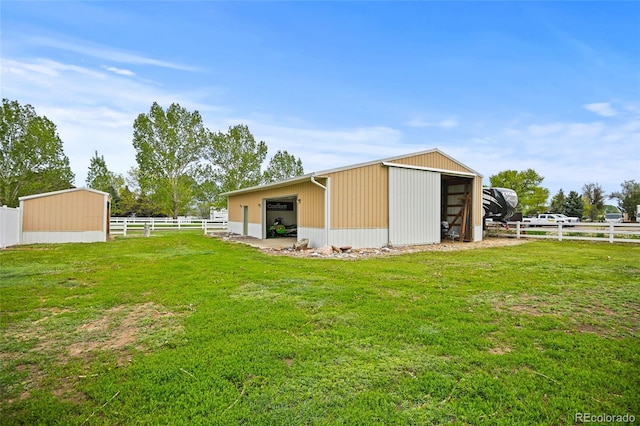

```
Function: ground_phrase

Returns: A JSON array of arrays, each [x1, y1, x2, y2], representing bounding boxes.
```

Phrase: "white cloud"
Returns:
[[526, 123, 564, 136], [407, 117, 459, 129], [27, 36, 200, 72], [583, 102, 617, 117], [102, 65, 135, 76]]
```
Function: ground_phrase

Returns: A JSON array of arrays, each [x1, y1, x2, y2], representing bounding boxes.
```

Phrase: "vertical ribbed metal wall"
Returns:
[[388, 167, 441, 246]]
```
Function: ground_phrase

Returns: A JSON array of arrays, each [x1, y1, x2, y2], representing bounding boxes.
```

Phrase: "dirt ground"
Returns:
[[213, 233, 529, 259]]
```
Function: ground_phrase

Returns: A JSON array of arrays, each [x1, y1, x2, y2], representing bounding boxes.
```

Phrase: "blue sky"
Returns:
[[2, 1, 639, 198]]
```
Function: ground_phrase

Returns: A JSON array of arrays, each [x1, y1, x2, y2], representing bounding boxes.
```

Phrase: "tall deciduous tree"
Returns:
[[582, 182, 605, 221], [205, 124, 267, 207], [132, 102, 206, 218], [0, 99, 74, 207], [489, 169, 549, 215], [610, 180, 640, 222], [263, 150, 304, 184]]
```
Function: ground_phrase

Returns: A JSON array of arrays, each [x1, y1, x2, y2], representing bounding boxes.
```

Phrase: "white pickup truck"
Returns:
[[522, 213, 580, 227]]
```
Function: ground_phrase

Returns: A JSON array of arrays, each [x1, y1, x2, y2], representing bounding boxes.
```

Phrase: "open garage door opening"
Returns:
[[441, 176, 474, 242], [264, 196, 298, 239]]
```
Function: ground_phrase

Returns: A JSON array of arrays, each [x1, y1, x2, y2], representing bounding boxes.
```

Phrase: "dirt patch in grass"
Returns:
[[68, 303, 181, 361], [488, 345, 512, 355], [2, 302, 184, 404], [489, 292, 638, 338]]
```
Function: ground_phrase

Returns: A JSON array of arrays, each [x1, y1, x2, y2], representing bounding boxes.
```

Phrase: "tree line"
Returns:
[[2, 99, 303, 218], [489, 169, 639, 222], [2, 98, 638, 221]]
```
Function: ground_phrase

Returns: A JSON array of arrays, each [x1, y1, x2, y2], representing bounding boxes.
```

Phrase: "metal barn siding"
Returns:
[[387, 151, 469, 174], [226, 179, 326, 241], [224, 149, 483, 248], [388, 167, 441, 246], [329, 164, 388, 229], [19, 188, 110, 244]]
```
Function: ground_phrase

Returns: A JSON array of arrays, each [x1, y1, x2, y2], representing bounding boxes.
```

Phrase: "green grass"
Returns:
[[1, 232, 638, 425]]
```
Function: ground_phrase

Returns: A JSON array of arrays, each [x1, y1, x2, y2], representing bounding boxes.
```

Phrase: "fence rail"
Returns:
[[110, 217, 227, 237], [486, 222, 640, 243]]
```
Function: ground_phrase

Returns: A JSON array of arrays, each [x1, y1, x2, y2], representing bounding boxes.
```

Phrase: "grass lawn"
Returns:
[[1, 232, 638, 425]]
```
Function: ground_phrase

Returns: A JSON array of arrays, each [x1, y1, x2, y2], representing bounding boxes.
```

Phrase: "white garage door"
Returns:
[[389, 166, 441, 246]]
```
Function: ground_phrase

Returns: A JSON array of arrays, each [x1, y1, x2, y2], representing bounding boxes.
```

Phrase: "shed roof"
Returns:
[[19, 187, 110, 201], [222, 148, 481, 197]]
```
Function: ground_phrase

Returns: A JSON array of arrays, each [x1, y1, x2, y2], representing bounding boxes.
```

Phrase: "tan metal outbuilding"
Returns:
[[19, 188, 111, 244], [223, 149, 483, 249]]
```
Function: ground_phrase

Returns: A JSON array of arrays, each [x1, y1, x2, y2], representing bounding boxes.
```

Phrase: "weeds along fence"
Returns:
[[110, 217, 227, 237], [486, 222, 640, 244]]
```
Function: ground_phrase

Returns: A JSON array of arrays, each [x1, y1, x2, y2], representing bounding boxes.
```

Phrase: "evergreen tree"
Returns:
[[550, 189, 566, 214], [563, 191, 584, 219]]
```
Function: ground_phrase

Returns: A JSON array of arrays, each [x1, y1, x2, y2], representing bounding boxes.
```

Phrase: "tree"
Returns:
[[582, 182, 605, 221], [205, 124, 267, 207], [132, 102, 207, 218], [86, 151, 124, 215], [489, 169, 549, 215], [563, 191, 584, 218], [86, 151, 122, 192], [0, 99, 74, 207], [610, 180, 640, 222], [550, 189, 566, 214], [262, 150, 304, 184]]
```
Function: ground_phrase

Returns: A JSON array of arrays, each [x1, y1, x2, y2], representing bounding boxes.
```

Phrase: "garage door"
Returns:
[[389, 166, 441, 246]]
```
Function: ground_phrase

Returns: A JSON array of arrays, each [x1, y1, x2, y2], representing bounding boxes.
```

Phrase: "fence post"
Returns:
[[609, 223, 614, 243], [123, 218, 127, 237], [202, 219, 206, 235], [152, 218, 155, 231], [558, 222, 563, 241], [516, 222, 521, 239]]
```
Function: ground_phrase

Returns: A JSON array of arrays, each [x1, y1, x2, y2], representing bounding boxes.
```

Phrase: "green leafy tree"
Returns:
[[489, 169, 549, 215], [263, 150, 304, 184], [132, 102, 207, 218], [563, 191, 584, 218], [550, 189, 566, 214], [0, 99, 74, 207], [610, 180, 640, 222], [582, 182, 605, 221], [204, 124, 267, 207]]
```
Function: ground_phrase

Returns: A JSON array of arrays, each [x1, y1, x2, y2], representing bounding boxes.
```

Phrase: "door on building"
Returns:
[[388, 167, 441, 245], [242, 206, 248, 235]]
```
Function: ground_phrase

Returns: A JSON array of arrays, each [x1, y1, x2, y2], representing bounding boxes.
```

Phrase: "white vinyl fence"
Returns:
[[0, 206, 20, 248], [110, 216, 227, 237], [487, 222, 640, 244]]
